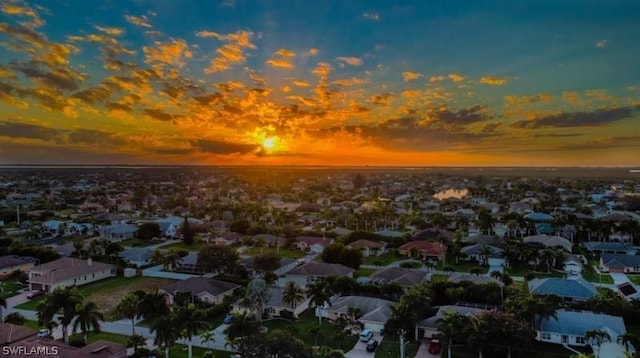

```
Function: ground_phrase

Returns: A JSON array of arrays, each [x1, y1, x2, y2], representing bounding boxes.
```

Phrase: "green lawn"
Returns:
[[118, 238, 154, 247], [354, 268, 376, 278], [628, 275, 640, 285], [15, 295, 46, 311], [69, 331, 130, 345], [0, 280, 28, 299], [581, 264, 614, 284], [363, 250, 405, 266], [430, 274, 449, 282], [438, 258, 487, 275], [245, 246, 306, 259], [263, 309, 357, 352], [23, 320, 40, 329], [169, 345, 232, 358], [374, 339, 420, 358], [451, 341, 590, 358]]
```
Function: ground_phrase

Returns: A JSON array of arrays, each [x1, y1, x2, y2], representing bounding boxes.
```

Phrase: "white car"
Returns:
[[37, 329, 51, 338]]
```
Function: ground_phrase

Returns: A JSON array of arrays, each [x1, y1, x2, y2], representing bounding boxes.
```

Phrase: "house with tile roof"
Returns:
[[600, 253, 640, 273], [398, 241, 447, 262], [537, 309, 628, 355], [159, 277, 240, 305], [28, 257, 115, 292], [325, 296, 396, 332], [283, 262, 354, 288], [366, 267, 428, 289], [0, 255, 37, 279], [528, 277, 597, 301], [346, 239, 388, 257]]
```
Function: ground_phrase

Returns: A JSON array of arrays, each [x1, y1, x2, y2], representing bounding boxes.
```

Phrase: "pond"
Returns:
[[433, 188, 468, 200]]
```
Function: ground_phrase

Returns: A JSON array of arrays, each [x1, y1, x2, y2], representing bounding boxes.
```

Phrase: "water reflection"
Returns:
[[434, 188, 468, 200]]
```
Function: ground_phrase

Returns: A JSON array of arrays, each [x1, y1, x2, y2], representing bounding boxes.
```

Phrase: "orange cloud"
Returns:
[[95, 26, 124, 36], [429, 75, 446, 83], [448, 73, 465, 82], [202, 30, 256, 74], [336, 56, 363, 66], [266, 58, 294, 69], [293, 80, 311, 87], [479, 76, 508, 86], [143, 39, 192, 68], [124, 15, 152, 28], [402, 71, 424, 82], [275, 49, 296, 57]]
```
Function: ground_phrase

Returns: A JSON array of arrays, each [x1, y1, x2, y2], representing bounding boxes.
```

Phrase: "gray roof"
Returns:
[[601, 253, 640, 268], [528, 278, 597, 300], [460, 244, 504, 257], [266, 286, 306, 309], [29, 257, 114, 285], [285, 262, 354, 277], [523, 234, 572, 251], [448, 273, 504, 286], [584, 241, 635, 253], [367, 267, 428, 288], [0, 255, 37, 269], [539, 309, 626, 337], [161, 277, 239, 297], [119, 248, 153, 262], [418, 305, 486, 328], [329, 296, 396, 324]]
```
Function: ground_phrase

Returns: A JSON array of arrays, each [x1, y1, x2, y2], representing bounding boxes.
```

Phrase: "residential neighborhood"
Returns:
[[0, 166, 639, 358]]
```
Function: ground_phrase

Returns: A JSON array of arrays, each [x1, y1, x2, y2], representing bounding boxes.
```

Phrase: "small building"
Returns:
[[294, 236, 334, 254], [366, 267, 428, 289], [0, 255, 38, 279], [346, 239, 388, 257], [537, 309, 627, 350], [283, 262, 354, 288], [600, 253, 640, 273], [418, 305, 487, 339], [99, 224, 138, 242], [398, 241, 447, 262], [325, 295, 396, 332], [583, 242, 636, 255], [28, 257, 116, 292], [528, 277, 597, 302], [159, 277, 240, 305]]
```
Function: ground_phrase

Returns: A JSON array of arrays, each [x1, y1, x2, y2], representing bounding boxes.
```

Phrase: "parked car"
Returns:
[[359, 328, 373, 342], [27, 290, 45, 299], [366, 339, 379, 352], [223, 314, 233, 324], [428, 338, 441, 354], [37, 329, 51, 338]]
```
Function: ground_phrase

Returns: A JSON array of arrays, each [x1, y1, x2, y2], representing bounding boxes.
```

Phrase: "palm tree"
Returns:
[[585, 329, 611, 358], [436, 310, 469, 358], [127, 334, 146, 355], [40, 286, 83, 343], [163, 249, 183, 272], [200, 330, 216, 350], [151, 314, 179, 358], [137, 291, 169, 324], [306, 280, 331, 326], [617, 332, 640, 354], [116, 292, 141, 334], [4, 312, 25, 325], [282, 281, 305, 310], [346, 306, 363, 325], [224, 311, 261, 351], [245, 279, 271, 328], [0, 296, 6, 323], [72, 301, 104, 342], [175, 303, 209, 358], [150, 249, 166, 267], [466, 315, 489, 358]]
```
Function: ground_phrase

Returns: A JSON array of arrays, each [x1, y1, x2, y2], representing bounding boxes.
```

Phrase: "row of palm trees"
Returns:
[[35, 287, 103, 344]]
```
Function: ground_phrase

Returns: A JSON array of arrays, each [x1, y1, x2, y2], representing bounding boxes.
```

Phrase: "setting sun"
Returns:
[[262, 137, 277, 151]]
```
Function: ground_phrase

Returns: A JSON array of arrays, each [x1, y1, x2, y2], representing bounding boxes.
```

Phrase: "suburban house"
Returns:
[[283, 262, 354, 288], [460, 244, 504, 264], [233, 286, 310, 319], [417, 305, 487, 339], [600, 253, 640, 273], [522, 234, 572, 252], [528, 277, 597, 301], [0, 255, 38, 279], [346, 239, 388, 257], [563, 254, 585, 276], [156, 221, 178, 239], [119, 248, 153, 267], [99, 224, 138, 242], [366, 267, 428, 289], [325, 295, 396, 333], [159, 277, 240, 305], [0, 324, 126, 358], [294, 236, 334, 254], [584, 242, 636, 255], [537, 309, 628, 355], [398, 241, 447, 262], [28, 257, 116, 292], [41, 220, 65, 236]]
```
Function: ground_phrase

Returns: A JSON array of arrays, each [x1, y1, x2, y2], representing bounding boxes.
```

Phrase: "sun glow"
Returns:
[[262, 137, 277, 151]]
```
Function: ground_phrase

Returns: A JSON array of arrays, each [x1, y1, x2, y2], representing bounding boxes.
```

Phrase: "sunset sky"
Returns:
[[1, 0, 639, 166]]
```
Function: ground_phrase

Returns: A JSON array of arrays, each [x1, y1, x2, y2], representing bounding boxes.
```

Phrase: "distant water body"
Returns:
[[434, 188, 469, 200]]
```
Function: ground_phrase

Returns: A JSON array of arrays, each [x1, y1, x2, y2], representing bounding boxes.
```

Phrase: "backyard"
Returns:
[[363, 250, 405, 266], [262, 309, 358, 352], [374, 339, 420, 358], [16, 276, 177, 319]]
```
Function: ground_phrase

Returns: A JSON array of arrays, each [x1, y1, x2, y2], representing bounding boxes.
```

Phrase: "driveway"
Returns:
[[610, 272, 631, 286], [414, 339, 442, 358], [345, 332, 382, 358]]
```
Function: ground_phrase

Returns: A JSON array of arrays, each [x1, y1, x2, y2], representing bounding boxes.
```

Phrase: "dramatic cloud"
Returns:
[[0, 121, 62, 140], [95, 26, 124, 36], [143, 39, 193, 68], [274, 49, 296, 57], [448, 73, 465, 82], [202, 30, 256, 73], [67, 129, 125, 146], [266, 58, 294, 69], [402, 71, 423, 82], [191, 139, 257, 154], [510, 106, 637, 129]]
